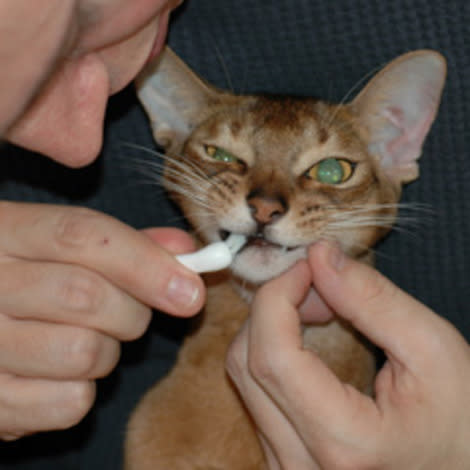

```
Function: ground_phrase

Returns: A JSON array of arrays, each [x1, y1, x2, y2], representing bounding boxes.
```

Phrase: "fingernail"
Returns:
[[325, 241, 345, 272], [167, 275, 200, 309]]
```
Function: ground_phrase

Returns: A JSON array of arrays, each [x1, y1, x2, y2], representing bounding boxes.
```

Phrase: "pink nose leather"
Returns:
[[247, 196, 286, 224]]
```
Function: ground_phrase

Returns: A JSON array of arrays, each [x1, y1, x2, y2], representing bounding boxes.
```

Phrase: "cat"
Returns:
[[124, 47, 446, 470]]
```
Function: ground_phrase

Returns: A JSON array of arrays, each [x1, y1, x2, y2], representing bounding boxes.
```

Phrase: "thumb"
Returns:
[[309, 241, 450, 367]]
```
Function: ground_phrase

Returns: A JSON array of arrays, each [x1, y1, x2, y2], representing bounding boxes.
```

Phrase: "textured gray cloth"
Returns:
[[1, 1, 468, 468]]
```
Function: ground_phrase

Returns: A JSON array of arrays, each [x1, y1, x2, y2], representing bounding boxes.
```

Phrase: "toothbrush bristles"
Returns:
[[225, 233, 247, 255]]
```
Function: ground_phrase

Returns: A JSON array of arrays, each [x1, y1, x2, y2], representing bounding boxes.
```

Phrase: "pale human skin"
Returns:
[[0, 0, 207, 441], [227, 241, 470, 469]]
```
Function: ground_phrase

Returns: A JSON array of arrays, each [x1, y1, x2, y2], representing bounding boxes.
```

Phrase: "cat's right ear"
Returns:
[[135, 47, 225, 152], [349, 50, 446, 185]]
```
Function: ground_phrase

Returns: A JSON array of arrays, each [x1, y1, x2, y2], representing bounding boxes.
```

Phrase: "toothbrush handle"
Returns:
[[176, 242, 233, 273]]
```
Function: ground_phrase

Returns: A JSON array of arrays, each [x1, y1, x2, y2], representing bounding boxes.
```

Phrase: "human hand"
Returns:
[[0, 201, 205, 441], [227, 241, 470, 469]]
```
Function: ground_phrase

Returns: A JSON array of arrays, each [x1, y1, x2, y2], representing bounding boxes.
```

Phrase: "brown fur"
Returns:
[[125, 48, 446, 469], [125, 273, 375, 469]]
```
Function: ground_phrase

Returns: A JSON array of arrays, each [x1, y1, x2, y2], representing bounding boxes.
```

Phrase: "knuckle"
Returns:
[[121, 305, 152, 342], [248, 346, 283, 388], [225, 336, 246, 381], [95, 339, 121, 378], [54, 207, 103, 252], [416, 321, 458, 367], [58, 381, 96, 430], [57, 269, 105, 313], [359, 267, 398, 309], [67, 329, 105, 378]]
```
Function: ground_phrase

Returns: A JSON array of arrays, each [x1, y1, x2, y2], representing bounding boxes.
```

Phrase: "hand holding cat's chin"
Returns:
[[227, 241, 470, 469]]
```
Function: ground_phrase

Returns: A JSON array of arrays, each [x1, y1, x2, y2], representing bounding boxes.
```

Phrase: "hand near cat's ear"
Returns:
[[227, 241, 470, 470]]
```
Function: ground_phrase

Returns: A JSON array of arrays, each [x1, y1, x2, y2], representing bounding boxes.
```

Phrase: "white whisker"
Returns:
[[134, 157, 211, 190], [121, 141, 214, 185], [322, 63, 383, 132], [212, 42, 236, 93], [163, 184, 215, 212]]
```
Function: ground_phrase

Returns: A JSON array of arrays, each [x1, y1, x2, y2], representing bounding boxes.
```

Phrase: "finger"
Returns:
[[309, 241, 457, 368], [227, 320, 317, 470], [247, 260, 380, 448], [298, 287, 334, 324], [0, 314, 120, 379], [0, 202, 205, 316], [141, 227, 197, 254], [257, 434, 282, 470], [0, 258, 151, 341], [251, 260, 312, 323], [0, 373, 95, 439]]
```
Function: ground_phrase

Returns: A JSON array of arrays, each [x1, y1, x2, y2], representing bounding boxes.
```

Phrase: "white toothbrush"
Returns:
[[176, 233, 247, 273]]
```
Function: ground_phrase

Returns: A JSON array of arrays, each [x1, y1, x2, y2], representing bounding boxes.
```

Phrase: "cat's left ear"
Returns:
[[135, 46, 229, 153], [349, 50, 446, 184]]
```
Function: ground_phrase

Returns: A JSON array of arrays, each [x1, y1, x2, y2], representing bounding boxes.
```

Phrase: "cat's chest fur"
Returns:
[[125, 271, 375, 469]]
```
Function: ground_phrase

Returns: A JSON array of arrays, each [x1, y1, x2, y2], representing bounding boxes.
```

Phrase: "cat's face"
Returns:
[[137, 47, 446, 284], [166, 96, 398, 283]]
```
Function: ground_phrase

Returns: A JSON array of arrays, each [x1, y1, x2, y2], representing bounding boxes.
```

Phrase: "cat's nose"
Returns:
[[247, 196, 287, 224]]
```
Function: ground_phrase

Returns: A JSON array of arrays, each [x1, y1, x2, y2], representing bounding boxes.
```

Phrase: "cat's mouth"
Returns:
[[220, 230, 298, 253], [219, 229, 307, 284]]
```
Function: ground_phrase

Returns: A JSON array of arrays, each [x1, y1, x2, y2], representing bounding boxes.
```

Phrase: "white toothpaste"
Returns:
[[176, 234, 247, 273]]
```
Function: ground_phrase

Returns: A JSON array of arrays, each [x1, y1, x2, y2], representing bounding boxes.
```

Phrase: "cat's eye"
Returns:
[[205, 145, 238, 163], [306, 158, 355, 185]]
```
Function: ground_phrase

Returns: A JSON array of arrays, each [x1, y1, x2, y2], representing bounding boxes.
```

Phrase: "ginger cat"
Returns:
[[124, 48, 446, 469]]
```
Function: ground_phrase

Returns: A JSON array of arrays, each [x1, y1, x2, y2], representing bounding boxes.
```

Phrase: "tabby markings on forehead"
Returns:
[[247, 101, 331, 156], [249, 96, 328, 130], [230, 119, 243, 137]]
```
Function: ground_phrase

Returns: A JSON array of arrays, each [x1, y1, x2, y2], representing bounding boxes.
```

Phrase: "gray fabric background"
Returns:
[[1, 1, 468, 468]]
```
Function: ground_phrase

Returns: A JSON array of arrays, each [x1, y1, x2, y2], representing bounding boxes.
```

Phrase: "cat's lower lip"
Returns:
[[247, 231, 300, 251], [220, 231, 297, 252], [246, 237, 272, 248]]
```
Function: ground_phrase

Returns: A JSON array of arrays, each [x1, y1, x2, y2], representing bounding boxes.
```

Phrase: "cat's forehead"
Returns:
[[195, 95, 368, 169]]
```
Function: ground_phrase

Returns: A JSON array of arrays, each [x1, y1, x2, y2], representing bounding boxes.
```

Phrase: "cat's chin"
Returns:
[[230, 245, 307, 284]]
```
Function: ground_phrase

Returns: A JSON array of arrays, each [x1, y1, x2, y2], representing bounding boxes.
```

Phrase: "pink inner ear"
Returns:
[[351, 51, 446, 184], [382, 104, 435, 168]]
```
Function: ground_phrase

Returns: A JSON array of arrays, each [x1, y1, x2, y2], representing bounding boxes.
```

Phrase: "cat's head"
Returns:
[[136, 48, 446, 284]]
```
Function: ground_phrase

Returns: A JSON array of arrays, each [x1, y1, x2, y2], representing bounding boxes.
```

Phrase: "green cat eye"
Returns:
[[307, 157, 354, 185], [205, 145, 238, 163]]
